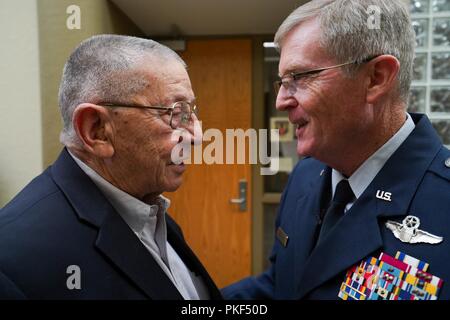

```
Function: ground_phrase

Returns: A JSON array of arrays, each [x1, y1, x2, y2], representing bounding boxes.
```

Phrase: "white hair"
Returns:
[[274, 0, 415, 102], [58, 34, 186, 146]]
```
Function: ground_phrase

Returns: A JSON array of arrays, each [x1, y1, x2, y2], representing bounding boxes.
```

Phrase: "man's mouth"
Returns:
[[296, 119, 309, 129], [169, 161, 184, 166]]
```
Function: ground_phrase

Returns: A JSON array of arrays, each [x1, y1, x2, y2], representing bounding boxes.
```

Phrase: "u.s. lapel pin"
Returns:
[[276, 227, 289, 247], [376, 190, 392, 202], [385, 215, 443, 244]]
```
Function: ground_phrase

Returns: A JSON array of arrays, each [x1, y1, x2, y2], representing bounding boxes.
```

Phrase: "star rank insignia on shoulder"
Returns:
[[338, 251, 444, 300]]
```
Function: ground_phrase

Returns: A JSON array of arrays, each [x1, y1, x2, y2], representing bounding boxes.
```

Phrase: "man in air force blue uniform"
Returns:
[[223, 0, 450, 300]]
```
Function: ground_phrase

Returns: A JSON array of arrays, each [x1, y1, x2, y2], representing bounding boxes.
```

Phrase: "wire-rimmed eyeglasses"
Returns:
[[274, 56, 380, 95], [100, 101, 198, 130]]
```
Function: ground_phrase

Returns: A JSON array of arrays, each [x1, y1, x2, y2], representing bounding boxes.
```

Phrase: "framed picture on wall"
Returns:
[[270, 117, 294, 142]]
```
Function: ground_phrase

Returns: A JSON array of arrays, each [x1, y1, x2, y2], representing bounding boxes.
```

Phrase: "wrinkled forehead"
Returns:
[[137, 59, 194, 104]]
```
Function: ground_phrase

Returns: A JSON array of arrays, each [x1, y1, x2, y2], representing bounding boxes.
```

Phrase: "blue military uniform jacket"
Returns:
[[0, 149, 222, 299], [223, 113, 450, 300]]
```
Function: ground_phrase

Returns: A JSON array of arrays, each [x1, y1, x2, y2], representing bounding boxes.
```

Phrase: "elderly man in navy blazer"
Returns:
[[223, 0, 450, 300], [0, 35, 221, 300]]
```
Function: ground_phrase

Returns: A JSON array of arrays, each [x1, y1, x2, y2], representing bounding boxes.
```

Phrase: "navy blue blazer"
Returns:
[[223, 113, 450, 300], [0, 149, 221, 300]]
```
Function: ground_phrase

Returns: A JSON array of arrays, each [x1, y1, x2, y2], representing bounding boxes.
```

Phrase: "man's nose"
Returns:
[[276, 89, 297, 112], [182, 115, 203, 145]]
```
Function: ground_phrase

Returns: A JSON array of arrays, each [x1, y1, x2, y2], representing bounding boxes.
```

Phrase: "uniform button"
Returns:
[[445, 158, 450, 168]]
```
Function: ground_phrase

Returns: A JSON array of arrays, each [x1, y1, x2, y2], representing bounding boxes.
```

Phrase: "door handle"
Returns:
[[229, 179, 247, 211]]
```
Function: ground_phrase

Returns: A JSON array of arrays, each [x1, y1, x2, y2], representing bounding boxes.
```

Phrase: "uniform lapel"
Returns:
[[292, 166, 331, 289], [296, 114, 442, 299], [296, 190, 384, 298]]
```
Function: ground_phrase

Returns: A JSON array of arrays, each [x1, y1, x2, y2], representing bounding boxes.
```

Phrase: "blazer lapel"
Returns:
[[51, 149, 183, 299], [166, 216, 223, 300], [96, 211, 183, 299], [296, 114, 443, 299]]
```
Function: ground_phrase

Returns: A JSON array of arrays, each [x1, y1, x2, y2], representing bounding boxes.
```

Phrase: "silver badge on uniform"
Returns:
[[385, 215, 443, 244]]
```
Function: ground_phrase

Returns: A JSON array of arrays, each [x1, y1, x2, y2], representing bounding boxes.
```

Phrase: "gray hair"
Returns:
[[58, 34, 186, 146], [274, 0, 415, 102]]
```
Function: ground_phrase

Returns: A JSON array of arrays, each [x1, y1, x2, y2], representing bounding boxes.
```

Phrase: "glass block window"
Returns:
[[409, 0, 450, 146]]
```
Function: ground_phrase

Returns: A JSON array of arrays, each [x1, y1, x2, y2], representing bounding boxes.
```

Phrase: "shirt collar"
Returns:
[[332, 113, 415, 199], [68, 151, 170, 233]]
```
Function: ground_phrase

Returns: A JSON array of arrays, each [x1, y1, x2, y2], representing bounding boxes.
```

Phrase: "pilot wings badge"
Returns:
[[385, 215, 443, 244]]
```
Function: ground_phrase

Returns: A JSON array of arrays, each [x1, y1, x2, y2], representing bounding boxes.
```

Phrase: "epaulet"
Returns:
[[429, 146, 450, 182]]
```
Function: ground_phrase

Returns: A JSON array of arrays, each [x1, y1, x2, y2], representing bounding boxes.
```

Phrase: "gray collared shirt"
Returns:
[[332, 113, 415, 212], [69, 152, 209, 300]]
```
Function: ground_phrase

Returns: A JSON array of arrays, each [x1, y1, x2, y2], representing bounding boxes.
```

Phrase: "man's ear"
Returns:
[[365, 55, 400, 104], [72, 103, 115, 158]]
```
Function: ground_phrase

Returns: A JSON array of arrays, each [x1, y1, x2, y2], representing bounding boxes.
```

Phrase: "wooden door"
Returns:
[[167, 39, 252, 288]]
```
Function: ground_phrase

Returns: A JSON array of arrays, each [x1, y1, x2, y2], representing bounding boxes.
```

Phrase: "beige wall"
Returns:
[[0, 0, 143, 206], [0, 0, 43, 206], [38, 0, 144, 167]]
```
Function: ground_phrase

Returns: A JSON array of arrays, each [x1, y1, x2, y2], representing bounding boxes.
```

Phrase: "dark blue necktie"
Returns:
[[317, 179, 355, 243]]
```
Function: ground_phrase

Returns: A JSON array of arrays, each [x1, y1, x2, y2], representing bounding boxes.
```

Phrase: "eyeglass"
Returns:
[[99, 101, 198, 129], [274, 56, 380, 95]]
